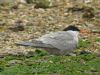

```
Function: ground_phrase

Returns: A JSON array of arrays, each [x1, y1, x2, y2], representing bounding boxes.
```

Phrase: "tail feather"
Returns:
[[16, 41, 33, 46], [16, 40, 54, 48]]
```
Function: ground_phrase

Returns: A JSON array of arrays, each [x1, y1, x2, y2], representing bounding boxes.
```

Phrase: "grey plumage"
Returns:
[[16, 26, 80, 55]]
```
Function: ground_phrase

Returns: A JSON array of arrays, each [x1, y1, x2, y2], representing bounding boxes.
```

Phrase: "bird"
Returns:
[[16, 25, 81, 55]]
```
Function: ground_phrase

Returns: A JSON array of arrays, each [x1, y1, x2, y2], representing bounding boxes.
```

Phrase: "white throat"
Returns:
[[67, 30, 79, 43], [67, 30, 79, 37]]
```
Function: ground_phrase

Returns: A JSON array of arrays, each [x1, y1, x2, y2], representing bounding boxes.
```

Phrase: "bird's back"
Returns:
[[36, 31, 78, 51]]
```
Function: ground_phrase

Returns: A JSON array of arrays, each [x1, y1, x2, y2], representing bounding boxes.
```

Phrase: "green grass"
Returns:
[[96, 38, 100, 42], [0, 52, 100, 75], [78, 39, 91, 48]]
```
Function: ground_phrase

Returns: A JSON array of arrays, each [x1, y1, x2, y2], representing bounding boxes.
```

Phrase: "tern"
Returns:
[[16, 25, 82, 55]]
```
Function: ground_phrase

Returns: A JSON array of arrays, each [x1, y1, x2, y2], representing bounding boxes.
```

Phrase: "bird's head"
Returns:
[[63, 25, 80, 32], [63, 25, 88, 33]]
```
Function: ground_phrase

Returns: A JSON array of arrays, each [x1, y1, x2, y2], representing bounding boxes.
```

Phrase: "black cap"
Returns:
[[63, 25, 80, 31]]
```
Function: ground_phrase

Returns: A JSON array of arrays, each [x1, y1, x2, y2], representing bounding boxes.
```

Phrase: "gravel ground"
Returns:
[[0, 0, 100, 56]]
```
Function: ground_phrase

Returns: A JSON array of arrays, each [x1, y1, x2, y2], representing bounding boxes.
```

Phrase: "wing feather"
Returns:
[[37, 31, 77, 50]]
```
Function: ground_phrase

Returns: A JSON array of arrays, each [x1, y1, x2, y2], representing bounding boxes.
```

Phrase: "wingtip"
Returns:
[[15, 41, 33, 46]]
